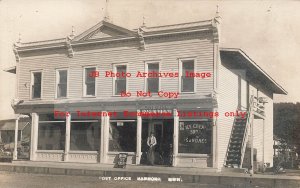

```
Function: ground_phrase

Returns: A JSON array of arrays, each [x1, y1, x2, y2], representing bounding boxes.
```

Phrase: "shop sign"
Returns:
[[140, 105, 173, 114], [178, 121, 212, 154]]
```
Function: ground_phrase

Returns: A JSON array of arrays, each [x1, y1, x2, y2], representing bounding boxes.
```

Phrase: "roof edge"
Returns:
[[15, 19, 215, 50], [220, 47, 288, 95]]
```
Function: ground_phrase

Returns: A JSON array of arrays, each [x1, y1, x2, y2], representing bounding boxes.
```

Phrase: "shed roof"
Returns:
[[220, 48, 287, 95], [0, 119, 30, 131]]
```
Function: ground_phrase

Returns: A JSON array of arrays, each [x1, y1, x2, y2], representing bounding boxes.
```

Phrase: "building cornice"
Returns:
[[14, 19, 218, 55]]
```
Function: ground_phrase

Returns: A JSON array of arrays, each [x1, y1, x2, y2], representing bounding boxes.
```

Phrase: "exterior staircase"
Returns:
[[225, 96, 255, 168], [225, 116, 247, 167]]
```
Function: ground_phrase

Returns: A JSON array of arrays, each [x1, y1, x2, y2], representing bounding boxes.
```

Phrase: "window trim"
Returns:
[[108, 120, 137, 152], [178, 58, 197, 93], [112, 63, 128, 96], [30, 70, 43, 100], [82, 66, 97, 97], [55, 68, 69, 99], [38, 114, 66, 151], [69, 120, 100, 151], [178, 120, 212, 154], [144, 61, 161, 93]]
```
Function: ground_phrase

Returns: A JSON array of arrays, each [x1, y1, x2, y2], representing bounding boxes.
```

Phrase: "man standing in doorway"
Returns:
[[147, 133, 157, 165]]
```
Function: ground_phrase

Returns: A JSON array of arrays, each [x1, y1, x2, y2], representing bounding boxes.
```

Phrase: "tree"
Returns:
[[274, 102, 300, 155]]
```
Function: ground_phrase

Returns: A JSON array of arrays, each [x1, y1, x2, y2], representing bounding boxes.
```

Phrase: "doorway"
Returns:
[[141, 119, 173, 166]]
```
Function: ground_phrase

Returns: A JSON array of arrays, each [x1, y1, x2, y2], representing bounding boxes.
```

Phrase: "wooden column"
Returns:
[[262, 119, 265, 169], [64, 113, 71, 161], [212, 108, 218, 168], [136, 110, 142, 165], [30, 113, 39, 161], [13, 115, 19, 160], [173, 109, 179, 166], [100, 116, 105, 163], [102, 113, 110, 163], [250, 113, 254, 175]]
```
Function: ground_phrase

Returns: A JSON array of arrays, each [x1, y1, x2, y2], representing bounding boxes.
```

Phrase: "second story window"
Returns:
[[180, 59, 195, 93], [114, 65, 127, 95], [84, 67, 96, 96], [31, 72, 42, 99], [146, 63, 159, 93], [56, 69, 68, 98]]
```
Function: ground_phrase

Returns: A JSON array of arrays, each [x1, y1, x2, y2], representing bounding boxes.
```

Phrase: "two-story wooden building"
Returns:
[[8, 14, 287, 171]]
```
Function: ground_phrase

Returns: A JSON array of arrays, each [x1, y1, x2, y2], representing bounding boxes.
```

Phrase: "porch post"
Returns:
[[64, 112, 71, 161], [250, 114, 254, 175], [30, 113, 39, 161], [13, 115, 19, 160], [102, 112, 110, 163], [262, 119, 265, 170], [100, 116, 105, 163], [212, 108, 218, 168], [173, 109, 179, 166], [136, 110, 142, 165]]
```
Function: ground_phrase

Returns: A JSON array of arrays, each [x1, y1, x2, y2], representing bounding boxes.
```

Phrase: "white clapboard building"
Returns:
[[6, 12, 287, 172]]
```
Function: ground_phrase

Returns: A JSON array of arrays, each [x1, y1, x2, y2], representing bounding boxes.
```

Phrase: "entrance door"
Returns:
[[149, 121, 163, 149], [141, 120, 173, 166]]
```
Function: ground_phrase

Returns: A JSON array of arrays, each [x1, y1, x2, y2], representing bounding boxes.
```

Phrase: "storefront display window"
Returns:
[[38, 122, 66, 150], [38, 114, 66, 150], [109, 121, 136, 152], [70, 121, 100, 151], [178, 121, 212, 154]]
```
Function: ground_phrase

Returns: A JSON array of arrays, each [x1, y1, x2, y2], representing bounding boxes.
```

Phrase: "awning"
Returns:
[[0, 121, 29, 131]]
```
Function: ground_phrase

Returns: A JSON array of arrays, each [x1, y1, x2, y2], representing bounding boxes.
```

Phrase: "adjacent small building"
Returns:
[[6, 13, 287, 171], [0, 118, 31, 159]]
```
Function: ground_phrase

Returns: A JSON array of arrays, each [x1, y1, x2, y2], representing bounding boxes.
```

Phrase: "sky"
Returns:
[[0, 0, 300, 120]]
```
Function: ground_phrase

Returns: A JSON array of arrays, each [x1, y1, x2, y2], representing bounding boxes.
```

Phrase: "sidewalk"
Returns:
[[0, 161, 299, 187]]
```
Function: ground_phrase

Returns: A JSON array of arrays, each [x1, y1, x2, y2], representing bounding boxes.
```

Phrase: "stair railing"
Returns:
[[239, 95, 255, 168]]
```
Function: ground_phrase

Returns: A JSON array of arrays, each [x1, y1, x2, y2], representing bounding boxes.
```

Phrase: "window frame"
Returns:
[[178, 120, 212, 155], [69, 119, 101, 151], [83, 66, 97, 97], [55, 68, 69, 99], [112, 63, 128, 96], [144, 61, 161, 93], [178, 57, 197, 93], [108, 120, 137, 152], [38, 113, 66, 151], [30, 70, 43, 100]]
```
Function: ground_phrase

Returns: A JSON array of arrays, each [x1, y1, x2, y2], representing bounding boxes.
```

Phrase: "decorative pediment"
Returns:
[[73, 21, 136, 41], [16, 19, 216, 53]]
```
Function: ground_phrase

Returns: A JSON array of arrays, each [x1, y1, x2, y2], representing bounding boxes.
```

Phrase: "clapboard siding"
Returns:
[[249, 84, 258, 98], [217, 66, 274, 170], [253, 119, 264, 163], [259, 91, 274, 166], [241, 77, 248, 109], [265, 99, 273, 166], [18, 56, 73, 100], [217, 62, 240, 169], [18, 35, 214, 101]]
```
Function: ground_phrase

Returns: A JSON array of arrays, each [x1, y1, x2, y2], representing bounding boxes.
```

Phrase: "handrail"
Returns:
[[239, 95, 254, 168], [253, 96, 265, 117]]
